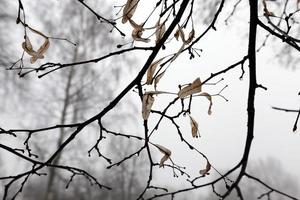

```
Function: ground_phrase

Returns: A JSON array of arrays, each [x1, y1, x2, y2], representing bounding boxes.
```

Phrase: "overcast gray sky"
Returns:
[[117, 0, 300, 190], [1, 0, 300, 198]]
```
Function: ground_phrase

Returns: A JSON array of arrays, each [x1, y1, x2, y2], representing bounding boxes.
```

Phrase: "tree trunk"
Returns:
[[44, 48, 78, 200]]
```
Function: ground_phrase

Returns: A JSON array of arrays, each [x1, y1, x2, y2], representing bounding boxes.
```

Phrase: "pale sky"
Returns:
[[1, 0, 300, 198], [117, 0, 300, 191]]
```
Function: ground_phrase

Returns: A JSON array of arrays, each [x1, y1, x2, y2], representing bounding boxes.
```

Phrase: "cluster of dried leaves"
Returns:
[[121, 0, 214, 176], [121, 0, 170, 44], [141, 75, 213, 174]]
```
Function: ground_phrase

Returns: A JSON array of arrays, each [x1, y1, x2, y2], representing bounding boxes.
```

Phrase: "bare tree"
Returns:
[[0, 0, 300, 200]]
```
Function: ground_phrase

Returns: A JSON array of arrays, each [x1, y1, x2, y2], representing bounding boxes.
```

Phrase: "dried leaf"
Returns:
[[22, 35, 50, 64], [22, 36, 36, 56], [262, 0, 276, 17], [155, 144, 171, 155], [37, 38, 50, 56], [155, 144, 171, 168], [142, 94, 155, 120], [189, 115, 200, 138], [24, 36, 33, 51], [146, 57, 165, 85], [132, 29, 150, 43], [122, 0, 139, 24], [160, 154, 169, 168], [129, 19, 150, 43], [185, 29, 195, 44], [128, 18, 141, 29], [30, 38, 50, 64], [175, 25, 185, 42], [264, 10, 275, 17], [154, 70, 166, 90], [199, 92, 213, 115], [178, 78, 202, 98], [22, 43, 36, 57], [172, 27, 194, 62], [199, 161, 211, 176], [262, 0, 267, 7], [174, 29, 180, 40], [155, 19, 166, 44]]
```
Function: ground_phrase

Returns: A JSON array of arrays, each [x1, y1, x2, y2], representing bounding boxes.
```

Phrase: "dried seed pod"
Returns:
[[178, 78, 202, 98], [122, 0, 139, 24]]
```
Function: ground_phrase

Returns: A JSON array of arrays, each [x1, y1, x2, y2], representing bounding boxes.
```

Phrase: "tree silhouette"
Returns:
[[0, 0, 300, 199]]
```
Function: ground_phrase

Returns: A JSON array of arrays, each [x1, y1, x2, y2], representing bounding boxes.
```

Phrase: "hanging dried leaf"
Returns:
[[178, 78, 202, 98], [171, 26, 188, 63], [174, 29, 180, 41], [22, 39, 36, 57], [128, 18, 141, 29], [155, 19, 166, 44], [142, 94, 155, 120], [146, 57, 165, 85], [264, 10, 275, 17], [171, 27, 194, 62], [262, 0, 267, 8], [199, 161, 211, 176], [179, 27, 185, 42], [154, 70, 166, 90], [129, 19, 150, 43], [132, 29, 150, 42], [174, 25, 185, 42], [22, 35, 50, 64], [185, 29, 195, 44], [155, 144, 171, 168], [262, 0, 275, 17], [37, 38, 50, 55], [122, 0, 139, 24], [199, 92, 213, 115], [23, 36, 33, 51], [29, 38, 50, 64], [189, 115, 200, 138]]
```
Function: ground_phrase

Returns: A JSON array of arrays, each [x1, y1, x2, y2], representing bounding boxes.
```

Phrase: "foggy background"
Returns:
[[0, 0, 300, 199]]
